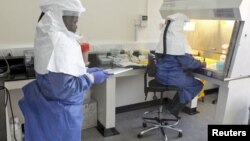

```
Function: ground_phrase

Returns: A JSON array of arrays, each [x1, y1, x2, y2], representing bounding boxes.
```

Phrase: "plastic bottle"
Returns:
[[219, 55, 226, 62], [217, 44, 228, 72], [219, 44, 228, 62], [10, 117, 22, 141], [81, 42, 90, 66]]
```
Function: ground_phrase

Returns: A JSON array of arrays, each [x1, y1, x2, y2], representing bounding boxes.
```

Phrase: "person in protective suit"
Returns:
[[19, 0, 111, 141], [155, 13, 206, 119]]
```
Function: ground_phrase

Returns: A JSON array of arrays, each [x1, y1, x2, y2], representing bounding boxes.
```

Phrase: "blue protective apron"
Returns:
[[156, 54, 204, 104], [19, 80, 83, 141]]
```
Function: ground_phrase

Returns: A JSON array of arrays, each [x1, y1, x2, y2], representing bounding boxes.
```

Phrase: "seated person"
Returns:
[[155, 13, 206, 119]]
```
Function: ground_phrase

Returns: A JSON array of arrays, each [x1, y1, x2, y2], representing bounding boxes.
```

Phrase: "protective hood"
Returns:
[[155, 13, 192, 55], [40, 0, 85, 13], [34, 0, 86, 77]]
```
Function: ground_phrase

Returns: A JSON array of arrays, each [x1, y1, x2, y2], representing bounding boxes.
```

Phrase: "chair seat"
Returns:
[[147, 79, 180, 92]]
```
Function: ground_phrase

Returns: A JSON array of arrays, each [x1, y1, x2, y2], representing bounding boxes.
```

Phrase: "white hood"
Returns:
[[155, 13, 191, 55], [34, 0, 86, 77]]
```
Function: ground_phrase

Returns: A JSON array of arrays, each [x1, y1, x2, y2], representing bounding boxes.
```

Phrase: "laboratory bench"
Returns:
[[0, 55, 202, 138], [2, 67, 147, 138]]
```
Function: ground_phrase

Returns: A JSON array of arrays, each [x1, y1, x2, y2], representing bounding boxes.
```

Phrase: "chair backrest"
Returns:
[[147, 53, 156, 77], [144, 53, 157, 96]]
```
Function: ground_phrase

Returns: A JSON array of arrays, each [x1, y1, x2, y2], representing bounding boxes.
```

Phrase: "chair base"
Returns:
[[137, 110, 182, 141]]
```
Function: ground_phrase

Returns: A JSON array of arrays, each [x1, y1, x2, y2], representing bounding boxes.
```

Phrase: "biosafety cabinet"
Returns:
[[160, 0, 249, 81], [160, 0, 250, 124], [186, 19, 242, 81]]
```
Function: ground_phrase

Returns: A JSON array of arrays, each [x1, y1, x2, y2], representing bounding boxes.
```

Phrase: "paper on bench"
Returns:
[[104, 67, 133, 75]]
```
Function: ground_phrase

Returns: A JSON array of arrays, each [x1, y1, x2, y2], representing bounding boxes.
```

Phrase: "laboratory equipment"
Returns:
[[96, 54, 112, 68], [160, 0, 248, 81], [160, 0, 250, 124], [23, 50, 35, 77], [185, 19, 237, 79], [0, 51, 10, 77], [110, 49, 121, 57]]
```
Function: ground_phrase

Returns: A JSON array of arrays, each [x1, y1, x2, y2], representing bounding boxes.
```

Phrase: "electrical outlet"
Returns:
[[0, 49, 13, 57]]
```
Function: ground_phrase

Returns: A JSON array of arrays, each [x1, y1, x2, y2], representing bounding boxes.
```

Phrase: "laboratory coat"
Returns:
[[156, 54, 203, 103], [19, 72, 92, 141]]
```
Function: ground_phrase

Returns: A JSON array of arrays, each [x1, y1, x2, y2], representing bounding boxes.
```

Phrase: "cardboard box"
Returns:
[[82, 98, 97, 130]]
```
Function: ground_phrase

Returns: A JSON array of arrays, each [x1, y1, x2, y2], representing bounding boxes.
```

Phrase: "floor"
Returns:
[[82, 94, 217, 141]]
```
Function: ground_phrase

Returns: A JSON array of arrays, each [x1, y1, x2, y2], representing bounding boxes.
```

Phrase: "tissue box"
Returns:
[[82, 98, 97, 130]]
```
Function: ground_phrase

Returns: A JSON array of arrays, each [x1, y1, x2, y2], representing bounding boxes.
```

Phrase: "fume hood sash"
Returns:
[[160, 0, 243, 20]]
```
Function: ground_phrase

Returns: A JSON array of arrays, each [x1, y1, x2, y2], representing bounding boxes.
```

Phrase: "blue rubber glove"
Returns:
[[92, 70, 112, 84], [87, 67, 103, 73]]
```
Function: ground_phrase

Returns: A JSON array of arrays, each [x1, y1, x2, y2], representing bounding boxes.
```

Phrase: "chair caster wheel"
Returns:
[[142, 122, 147, 128], [178, 132, 183, 137], [137, 133, 143, 138]]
